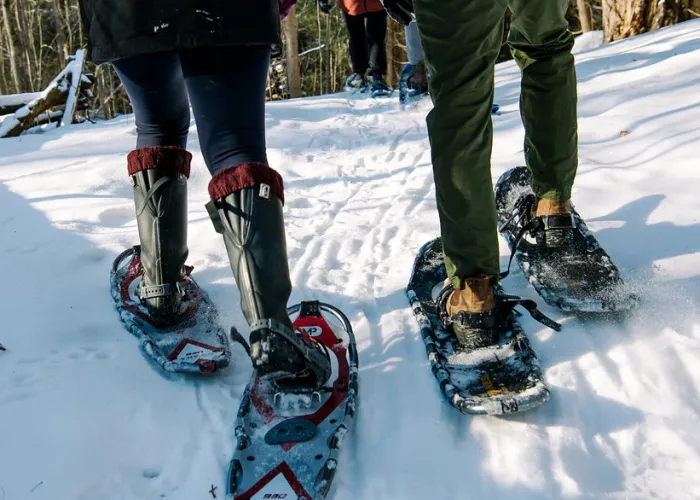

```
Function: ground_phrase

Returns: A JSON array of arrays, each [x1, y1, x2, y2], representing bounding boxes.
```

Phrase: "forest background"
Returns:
[[1, 0, 700, 121]]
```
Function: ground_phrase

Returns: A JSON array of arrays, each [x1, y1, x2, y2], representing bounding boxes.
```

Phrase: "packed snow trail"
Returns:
[[2, 20, 700, 500]]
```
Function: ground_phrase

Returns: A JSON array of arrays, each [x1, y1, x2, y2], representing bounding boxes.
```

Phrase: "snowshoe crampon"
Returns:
[[110, 246, 230, 374], [229, 301, 358, 500], [495, 166, 639, 313], [407, 238, 550, 415]]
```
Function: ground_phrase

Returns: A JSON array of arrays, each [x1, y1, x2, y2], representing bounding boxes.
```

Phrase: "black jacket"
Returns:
[[79, 0, 281, 63]]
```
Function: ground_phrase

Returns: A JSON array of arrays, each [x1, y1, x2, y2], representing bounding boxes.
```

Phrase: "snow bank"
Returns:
[[573, 30, 604, 54]]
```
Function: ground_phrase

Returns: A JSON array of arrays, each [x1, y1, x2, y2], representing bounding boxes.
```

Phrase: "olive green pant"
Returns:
[[413, 0, 578, 287]]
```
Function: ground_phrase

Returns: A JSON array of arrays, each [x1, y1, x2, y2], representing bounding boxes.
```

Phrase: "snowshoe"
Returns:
[[407, 238, 555, 415], [369, 76, 393, 98], [228, 301, 358, 500], [495, 166, 639, 313], [399, 64, 429, 106], [110, 246, 230, 374], [345, 73, 368, 93]]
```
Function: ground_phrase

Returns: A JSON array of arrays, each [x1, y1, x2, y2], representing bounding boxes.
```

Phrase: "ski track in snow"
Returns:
[[3, 21, 700, 499]]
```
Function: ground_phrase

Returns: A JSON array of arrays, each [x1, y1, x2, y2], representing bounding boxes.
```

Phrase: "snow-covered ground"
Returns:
[[2, 20, 700, 500], [573, 30, 605, 54]]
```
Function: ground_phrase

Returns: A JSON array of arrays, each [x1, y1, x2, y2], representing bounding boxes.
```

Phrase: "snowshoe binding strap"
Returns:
[[230, 327, 251, 356], [139, 280, 189, 300], [499, 194, 575, 280], [249, 318, 331, 390], [498, 295, 562, 331], [438, 283, 561, 333]]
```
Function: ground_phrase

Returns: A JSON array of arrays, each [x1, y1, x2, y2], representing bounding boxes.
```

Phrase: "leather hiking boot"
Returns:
[[442, 276, 500, 349], [439, 277, 562, 350]]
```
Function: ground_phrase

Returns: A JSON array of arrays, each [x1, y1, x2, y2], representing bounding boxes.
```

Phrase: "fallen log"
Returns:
[[0, 73, 70, 138], [0, 92, 42, 115]]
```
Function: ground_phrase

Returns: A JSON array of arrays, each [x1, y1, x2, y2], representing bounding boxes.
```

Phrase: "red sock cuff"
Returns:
[[127, 146, 192, 178], [208, 163, 285, 204]]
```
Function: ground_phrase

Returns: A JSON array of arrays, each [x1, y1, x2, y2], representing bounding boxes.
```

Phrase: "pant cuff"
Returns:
[[532, 184, 572, 202]]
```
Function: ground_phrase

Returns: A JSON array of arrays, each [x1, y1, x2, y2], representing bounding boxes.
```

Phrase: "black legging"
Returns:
[[112, 46, 271, 175], [343, 11, 387, 78]]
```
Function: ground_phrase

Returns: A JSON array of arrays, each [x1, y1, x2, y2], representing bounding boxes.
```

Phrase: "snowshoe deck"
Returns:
[[407, 238, 550, 415], [229, 301, 358, 500], [110, 246, 230, 374], [495, 167, 639, 313]]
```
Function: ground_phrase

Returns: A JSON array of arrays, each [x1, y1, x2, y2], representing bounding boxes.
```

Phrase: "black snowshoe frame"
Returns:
[[495, 167, 639, 313], [407, 238, 551, 415]]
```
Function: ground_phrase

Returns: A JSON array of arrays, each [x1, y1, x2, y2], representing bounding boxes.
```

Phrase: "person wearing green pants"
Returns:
[[381, 0, 577, 346]]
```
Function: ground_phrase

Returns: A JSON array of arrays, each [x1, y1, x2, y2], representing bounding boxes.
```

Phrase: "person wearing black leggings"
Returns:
[[111, 47, 270, 173], [78, 1, 331, 389]]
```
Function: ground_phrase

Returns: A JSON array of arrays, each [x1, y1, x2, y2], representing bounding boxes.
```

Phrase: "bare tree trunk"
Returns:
[[1, 0, 22, 92], [14, 0, 34, 91], [283, 8, 302, 98], [0, 16, 8, 94], [386, 18, 394, 87], [316, 6, 323, 94], [61, 0, 74, 53], [577, 0, 594, 32], [53, 0, 69, 61], [37, 3, 45, 87], [323, 14, 331, 93], [603, 0, 689, 42], [27, 2, 41, 89]]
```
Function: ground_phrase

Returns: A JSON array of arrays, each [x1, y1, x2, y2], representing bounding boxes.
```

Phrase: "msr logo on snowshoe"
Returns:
[[299, 326, 323, 337], [263, 495, 288, 499], [500, 399, 519, 414]]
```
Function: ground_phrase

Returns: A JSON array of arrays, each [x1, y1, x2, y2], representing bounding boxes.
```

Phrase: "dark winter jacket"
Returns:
[[338, 0, 384, 17], [79, 0, 281, 64]]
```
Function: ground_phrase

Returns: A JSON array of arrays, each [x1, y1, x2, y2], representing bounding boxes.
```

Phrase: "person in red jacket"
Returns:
[[319, 0, 392, 96]]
